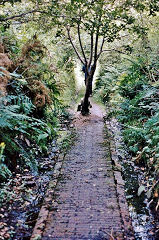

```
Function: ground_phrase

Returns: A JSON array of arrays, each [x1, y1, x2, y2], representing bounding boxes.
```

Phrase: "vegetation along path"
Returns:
[[32, 102, 133, 240]]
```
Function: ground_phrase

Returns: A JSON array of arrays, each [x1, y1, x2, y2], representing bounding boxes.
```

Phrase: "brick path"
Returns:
[[42, 106, 128, 240]]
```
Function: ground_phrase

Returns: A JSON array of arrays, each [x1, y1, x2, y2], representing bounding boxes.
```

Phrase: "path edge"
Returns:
[[30, 154, 65, 240], [105, 116, 135, 240]]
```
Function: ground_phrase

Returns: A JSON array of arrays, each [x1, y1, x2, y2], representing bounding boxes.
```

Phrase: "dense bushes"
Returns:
[[94, 65, 118, 104], [96, 46, 159, 205], [118, 57, 159, 203], [0, 94, 53, 174], [0, 33, 65, 182]]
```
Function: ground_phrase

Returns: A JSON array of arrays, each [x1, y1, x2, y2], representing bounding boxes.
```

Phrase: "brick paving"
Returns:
[[42, 109, 127, 240]]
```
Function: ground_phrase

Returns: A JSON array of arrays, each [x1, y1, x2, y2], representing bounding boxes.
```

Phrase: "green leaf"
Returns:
[[38, 133, 49, 142]]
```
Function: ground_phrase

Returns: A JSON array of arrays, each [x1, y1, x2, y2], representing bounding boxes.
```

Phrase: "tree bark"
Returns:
[[81, 78, 90, 115], [81, 65, 96, 115]]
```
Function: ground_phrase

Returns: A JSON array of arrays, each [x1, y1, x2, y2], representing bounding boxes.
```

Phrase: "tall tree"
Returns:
[[1, 0, 158, 114], [50, 0, 137, 114]]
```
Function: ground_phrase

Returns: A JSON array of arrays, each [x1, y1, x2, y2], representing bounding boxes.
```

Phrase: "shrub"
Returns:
[[0, 142, 11, 181], [117, 56, 159, 205], [0, 94, 52, 174]]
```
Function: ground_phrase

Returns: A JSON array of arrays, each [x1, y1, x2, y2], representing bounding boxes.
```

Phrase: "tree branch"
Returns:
[[93, 29, 99, 65], [0, 9, 46, 22], [93, 1, 105, 65], [97, 36, 105, 60], [66, 27, 84, 64], [77, 23, 87, 64], [88, 31, 94, 67], [101, 48, 128, 55], [100, 48, 135, 64]]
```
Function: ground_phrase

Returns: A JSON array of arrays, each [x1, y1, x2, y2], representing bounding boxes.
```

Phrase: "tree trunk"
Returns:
[[81, 74, 93, 115], [79, 64, 96, 115]]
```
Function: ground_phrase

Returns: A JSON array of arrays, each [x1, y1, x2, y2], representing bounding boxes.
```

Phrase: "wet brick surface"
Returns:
[[42, 116, 124, 240]]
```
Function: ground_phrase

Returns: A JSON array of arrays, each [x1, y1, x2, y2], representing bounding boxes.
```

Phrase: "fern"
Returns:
[[0, 143, 11, 181], [0, 94, 53, 175]]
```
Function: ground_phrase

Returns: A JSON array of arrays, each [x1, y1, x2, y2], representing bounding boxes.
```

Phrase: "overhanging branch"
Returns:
[[67, 27, 84, 65], [0, 9, 46, 22], [88, 31, 94, 67], [97, 36, 105, 60], [77, 23, 87, 64], [94, 29, 99, 65], [101, 48, 129, 55]]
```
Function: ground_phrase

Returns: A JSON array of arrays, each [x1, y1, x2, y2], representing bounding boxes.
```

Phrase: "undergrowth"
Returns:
[[0, 30, 73, 185], [96, 50, 159, 209], [117, 57, 159, 208]]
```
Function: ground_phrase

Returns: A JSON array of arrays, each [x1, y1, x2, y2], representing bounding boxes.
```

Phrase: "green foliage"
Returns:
[[0, 142, 11, 181], [0, 25, 72, 184], [117, 54, 159, 204], [0, 0, 21, 5], [118, 59, 148, 99], [0, 95, 48, 135], [0, 180, 14, 207], [119, 84, 159, 123], [57, 46, 74, 71], [123, 126, 146, 155], [94, 66, 118, 103], [118, 57, 159, 155], [0, 94, 53, 173]]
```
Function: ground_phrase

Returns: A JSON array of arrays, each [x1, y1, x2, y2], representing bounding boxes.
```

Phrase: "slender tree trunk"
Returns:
[[81, 66, 95, 115], [81, 76, 91, 115]]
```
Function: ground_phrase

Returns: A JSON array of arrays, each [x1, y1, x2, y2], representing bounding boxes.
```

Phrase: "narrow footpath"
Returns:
[[36, 103, 134, 240]]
